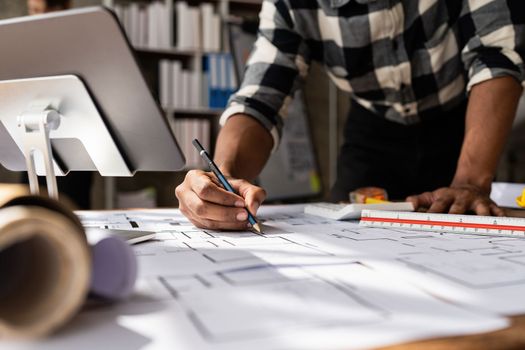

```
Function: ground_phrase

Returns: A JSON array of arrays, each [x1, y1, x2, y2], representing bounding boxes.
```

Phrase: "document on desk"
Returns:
[[7, 262, 506, 350], [279, 223, 525, 315], [13, 204, 523, 349]]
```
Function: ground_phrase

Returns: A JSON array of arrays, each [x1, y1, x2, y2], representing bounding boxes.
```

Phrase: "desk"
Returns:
[[383, 315, 525, 350]]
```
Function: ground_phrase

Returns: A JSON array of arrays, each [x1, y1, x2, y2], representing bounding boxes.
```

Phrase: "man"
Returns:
[[176, 0, 524, 230]]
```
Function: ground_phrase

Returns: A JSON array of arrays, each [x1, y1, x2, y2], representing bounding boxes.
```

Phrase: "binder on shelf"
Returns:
[[114, 1, 222, 52], [181, 70, 190, 108], [191, 70, 201, 108], [159, 59, 172, 109], [175, 1, 191, 49], [201, 58, 210, 108], [211, 13, 221, 51], [171, 60, 183, 109], [218, 53, 227, 107], [209, 54, 219, 108], [146, 3, 158, 48], [190, 7, 202, 50], [201, 53, 236, 109], [165, 0, 174, 48], [201, 3, 214, 51], [138, 6, 148, 47], [170, 119, 211, 169]]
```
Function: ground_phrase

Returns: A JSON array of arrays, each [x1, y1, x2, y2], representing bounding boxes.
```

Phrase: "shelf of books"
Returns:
[[106, 0, 261, 169]]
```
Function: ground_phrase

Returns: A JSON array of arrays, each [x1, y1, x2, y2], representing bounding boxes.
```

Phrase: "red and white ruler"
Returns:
[[360, 210, 525, 238]]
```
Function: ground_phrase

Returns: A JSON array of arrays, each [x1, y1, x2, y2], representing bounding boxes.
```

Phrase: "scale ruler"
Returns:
[[360, 210, 525, 238]]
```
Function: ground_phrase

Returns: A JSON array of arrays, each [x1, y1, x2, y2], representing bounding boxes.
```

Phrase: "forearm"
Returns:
[[214, 114, 274, 181], [453, 76, 523, 192]]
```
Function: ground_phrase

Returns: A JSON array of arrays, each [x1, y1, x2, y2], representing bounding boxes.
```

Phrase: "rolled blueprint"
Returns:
[[0, 193, 138, 339], [0, 195, 91, 339]]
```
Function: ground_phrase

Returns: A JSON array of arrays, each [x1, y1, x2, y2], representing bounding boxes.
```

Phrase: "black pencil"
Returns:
[[192, 139, 262, 233]]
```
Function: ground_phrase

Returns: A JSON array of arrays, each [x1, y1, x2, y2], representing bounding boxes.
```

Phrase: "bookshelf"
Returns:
[[97, 0, 262, 207]]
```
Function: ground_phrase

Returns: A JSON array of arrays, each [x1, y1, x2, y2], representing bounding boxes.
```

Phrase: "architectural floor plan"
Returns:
[[17, 204, 525, 349], [76, 205, 525, 318], [26, 204, 521, 349]]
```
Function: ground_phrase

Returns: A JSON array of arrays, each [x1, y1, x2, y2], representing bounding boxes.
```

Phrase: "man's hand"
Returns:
[[407, 184, 505, 216], [176, 114, 273, 230], [175, 170, 266, 230]]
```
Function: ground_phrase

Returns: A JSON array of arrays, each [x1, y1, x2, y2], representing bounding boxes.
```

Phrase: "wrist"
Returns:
[[217, 161, 237, 178], [451, 172, 493, 194], [453, 153, 496, 194]]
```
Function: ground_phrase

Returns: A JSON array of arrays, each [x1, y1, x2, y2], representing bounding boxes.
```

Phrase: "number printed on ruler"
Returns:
[[359, 210, 525, 237]]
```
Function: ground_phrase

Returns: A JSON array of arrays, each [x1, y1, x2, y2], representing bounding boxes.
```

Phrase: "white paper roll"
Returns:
[[87, 228, 137, 300]]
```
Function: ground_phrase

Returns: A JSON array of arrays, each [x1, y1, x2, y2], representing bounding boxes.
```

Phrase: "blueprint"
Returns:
[[75, 205, 525, 317], [10, 204, 517, 349], [7, 204, 520, 350], [6, 261, 506, 350]]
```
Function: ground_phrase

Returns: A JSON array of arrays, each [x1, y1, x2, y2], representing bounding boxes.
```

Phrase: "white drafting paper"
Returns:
[[362, 239, 525, 315], [76, 206, 525, 316], [4, 263, 507, 350], [10, 205, 522, 349]]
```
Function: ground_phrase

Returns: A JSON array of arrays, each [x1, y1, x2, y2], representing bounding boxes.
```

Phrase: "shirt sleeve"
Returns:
[[460, 0, 525, 92], [219, 0, 310, 151]]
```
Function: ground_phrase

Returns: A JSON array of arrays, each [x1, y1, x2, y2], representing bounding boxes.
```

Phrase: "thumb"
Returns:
[[231, 179, 266, 214]]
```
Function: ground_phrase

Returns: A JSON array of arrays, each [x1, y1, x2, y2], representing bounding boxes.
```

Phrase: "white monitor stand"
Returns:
[[0, 75, 132, 199]]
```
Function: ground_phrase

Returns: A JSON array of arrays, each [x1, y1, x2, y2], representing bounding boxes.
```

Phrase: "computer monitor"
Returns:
[[0, 7, 185, 196]]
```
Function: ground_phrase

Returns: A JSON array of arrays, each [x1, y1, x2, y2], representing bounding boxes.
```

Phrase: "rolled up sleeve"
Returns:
[[460, 0, 525, 91], [219, 0, 310, 151]]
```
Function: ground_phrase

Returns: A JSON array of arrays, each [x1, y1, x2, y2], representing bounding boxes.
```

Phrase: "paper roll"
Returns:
[[0, 196, 91, 339], [88, 229, 137, 300]]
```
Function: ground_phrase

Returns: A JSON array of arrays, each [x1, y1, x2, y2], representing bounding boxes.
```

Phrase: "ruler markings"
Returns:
[[360, 211, 525, 237]]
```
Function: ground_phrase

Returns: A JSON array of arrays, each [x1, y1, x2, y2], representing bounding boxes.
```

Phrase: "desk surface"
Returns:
[[382, 315, 525, 350]]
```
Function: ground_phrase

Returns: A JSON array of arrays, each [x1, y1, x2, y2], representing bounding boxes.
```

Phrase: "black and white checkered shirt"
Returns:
[[220, 0, 525, 148]]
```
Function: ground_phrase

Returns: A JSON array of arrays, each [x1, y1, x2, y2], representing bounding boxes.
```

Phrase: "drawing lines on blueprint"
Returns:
[[397, 253, 525, 289], [156, 264, 389, 343]]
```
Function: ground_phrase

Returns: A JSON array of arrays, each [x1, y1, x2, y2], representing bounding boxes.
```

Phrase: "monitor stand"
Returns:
[[18, 103, 62, 198], [0, 75, 133, 200]]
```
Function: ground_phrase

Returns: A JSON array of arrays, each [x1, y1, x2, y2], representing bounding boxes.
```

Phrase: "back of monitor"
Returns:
[[0, 7, 184, 174]]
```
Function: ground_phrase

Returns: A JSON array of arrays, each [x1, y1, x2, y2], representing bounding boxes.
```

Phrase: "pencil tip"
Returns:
[[253, 223, 263, 233]]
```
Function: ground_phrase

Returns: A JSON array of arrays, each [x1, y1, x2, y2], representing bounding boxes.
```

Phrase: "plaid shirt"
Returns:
[[220, 0, 525, 148]]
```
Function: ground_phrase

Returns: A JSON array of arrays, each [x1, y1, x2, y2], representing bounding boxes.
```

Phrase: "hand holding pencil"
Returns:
[[175, 140, 265, 232]]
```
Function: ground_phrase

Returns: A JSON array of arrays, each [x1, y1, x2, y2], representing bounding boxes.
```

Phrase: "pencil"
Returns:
[[192, 139, 263, 233]]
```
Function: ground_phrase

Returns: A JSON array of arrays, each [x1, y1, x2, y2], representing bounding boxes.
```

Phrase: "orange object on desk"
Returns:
[[350, 187, 389, 204]]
